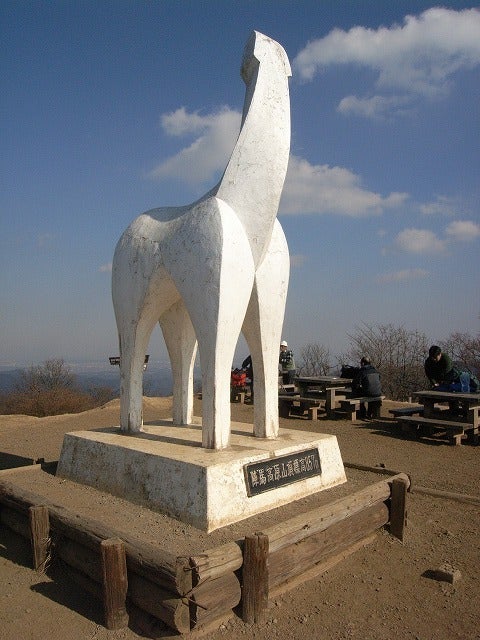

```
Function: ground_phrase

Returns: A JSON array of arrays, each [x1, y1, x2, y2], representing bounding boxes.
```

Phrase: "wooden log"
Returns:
[[0, 463, 42, 476], [127, 572, 190, 634], [269, 533, 376, 599], [54, 535, 188, 634], [190, 540, 243, 585], [56, 557, 103, 600], [389, 477, 408, 542], [412, 485, 480, 506], [29, 505, 50, 572], [343, 461, 405, 478], [124, 553, 191, 597], [269, 501, 389, 590], [0, 481, 42, 515], [55, 536, 103, 583], [242, 533, 269, 624], [50, 512, 190, 594], [1, 504, 30, 539], [265, 473, 410, 553], [101, 538, 129, 630], [0, 479, 191, 594], [190, 572, 241, 628]]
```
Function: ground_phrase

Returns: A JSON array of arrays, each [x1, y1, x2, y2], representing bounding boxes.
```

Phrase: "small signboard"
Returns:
[[109, 355, 149, 366], [244, 448, 321, 497]]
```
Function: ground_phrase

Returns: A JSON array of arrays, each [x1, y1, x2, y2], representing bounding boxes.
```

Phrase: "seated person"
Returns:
[[351, 357, 382, 419], [241, 354, 254, 401], [424, 345, 461, 413], [424, 345, 458, 388]]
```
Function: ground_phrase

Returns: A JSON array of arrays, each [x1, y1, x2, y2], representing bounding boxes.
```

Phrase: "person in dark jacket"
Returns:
[[351, 357, 382, 419], [424, 345, 462, 412], [424, 345, 458, 387], [242, 354, 254, 402]]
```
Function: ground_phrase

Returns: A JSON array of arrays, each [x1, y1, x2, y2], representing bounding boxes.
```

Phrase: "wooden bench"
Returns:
[[278, 393, 299, 418], [279, 384, 297, 394], [388, 405, 424, 418], [278, 395, 323, 420], [395, 415, 476, 446], [337, 396, 384, 421], [230, 389, 246, 403], [325, 387, 347, 417]]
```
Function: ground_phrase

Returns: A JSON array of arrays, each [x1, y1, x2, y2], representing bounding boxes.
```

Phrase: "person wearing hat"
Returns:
[[279, 340, 296, 384], [351, 356, 382, 419]]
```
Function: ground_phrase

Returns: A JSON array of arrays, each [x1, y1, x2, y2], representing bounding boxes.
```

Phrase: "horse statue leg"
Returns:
[[163, 197, 255, 449], [112, 231, 180, 433], [242, 219, 290, 438], [160, 300, 197, 425], [115, 308, 158, 433]]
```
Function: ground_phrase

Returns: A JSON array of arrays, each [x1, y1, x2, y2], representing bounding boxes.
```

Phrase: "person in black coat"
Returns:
[[242, 354, 254, 402], [351, 357, 382, 419]]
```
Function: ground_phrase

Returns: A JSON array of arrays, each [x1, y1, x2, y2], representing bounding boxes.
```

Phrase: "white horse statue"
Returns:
[[112, 31, 291, 449]]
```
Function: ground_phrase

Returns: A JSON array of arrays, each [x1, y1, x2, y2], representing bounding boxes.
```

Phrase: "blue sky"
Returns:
[[1, 1, 479, 369]]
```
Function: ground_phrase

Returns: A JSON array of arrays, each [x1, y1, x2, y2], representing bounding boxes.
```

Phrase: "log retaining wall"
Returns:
[[0, 469, 409, 633]]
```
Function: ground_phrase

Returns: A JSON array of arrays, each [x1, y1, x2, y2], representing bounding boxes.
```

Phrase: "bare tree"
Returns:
[[298, 343, 331, 376], [1, 359, 113, 417], [344, 323, 429, 401], [15, 358, 77, 394], [442, 331, 480, 374]]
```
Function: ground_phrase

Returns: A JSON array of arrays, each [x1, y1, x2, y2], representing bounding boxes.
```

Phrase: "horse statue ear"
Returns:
[[241, 31, 291, 83]]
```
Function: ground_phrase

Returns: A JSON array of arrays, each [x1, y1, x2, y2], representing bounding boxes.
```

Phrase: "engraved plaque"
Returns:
[[244, 448, 321, 497]]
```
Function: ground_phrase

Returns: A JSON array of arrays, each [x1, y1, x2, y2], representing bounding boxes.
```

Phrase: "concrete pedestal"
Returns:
[[57, 419, 346, 532]]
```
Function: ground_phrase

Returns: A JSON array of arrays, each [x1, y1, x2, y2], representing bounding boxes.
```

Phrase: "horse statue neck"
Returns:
[[214, 31, 291, 267]]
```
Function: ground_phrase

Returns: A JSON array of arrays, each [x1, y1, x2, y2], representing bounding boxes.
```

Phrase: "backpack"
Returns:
[[341, 365, 360, 379], [468, 373, 480, 392]]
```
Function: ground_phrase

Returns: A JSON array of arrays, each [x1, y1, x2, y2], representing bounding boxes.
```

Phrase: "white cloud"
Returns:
[[445, 220, 480, 242], [337, 94, 411, 119], [290, 254, 307, 268], [420, 195, 459, 216], [280, 155, 408, 217], [376, 268, 428, 284], [160, 107, 218, 136], [294, 7, 480, 117], [148, 107, 241, 185], [99, 263, 112, 273], [148, 108, 408, 218], [394, 220, 479, 255], [395, 228, 445, 254]]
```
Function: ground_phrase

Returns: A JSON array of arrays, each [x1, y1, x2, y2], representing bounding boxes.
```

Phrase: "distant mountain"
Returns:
[[0, 363, 183, 397], [0, 370, 18, 393], [77, 366, 175, 397]]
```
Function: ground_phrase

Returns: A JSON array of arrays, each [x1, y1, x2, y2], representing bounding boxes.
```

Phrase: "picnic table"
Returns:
[[294, 376, 352, 417], [395, 389, 480, 445]]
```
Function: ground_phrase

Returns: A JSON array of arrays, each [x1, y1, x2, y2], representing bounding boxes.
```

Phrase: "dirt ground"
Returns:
[[0, 396, 479, 640]]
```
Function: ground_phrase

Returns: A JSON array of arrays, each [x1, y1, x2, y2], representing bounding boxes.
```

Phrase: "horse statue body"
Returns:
[[112, 31, 291, 449]]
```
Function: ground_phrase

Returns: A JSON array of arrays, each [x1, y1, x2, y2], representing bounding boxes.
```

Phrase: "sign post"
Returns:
[[109, 355, 149, 370]]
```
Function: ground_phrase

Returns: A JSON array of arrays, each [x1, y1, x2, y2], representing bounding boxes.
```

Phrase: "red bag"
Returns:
[[231, 369, 247, 388]]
